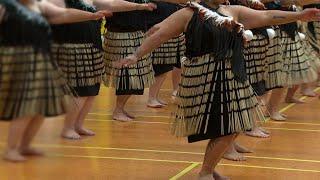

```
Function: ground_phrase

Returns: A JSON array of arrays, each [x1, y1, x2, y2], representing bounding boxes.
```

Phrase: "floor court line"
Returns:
[[1, 143, 320, 164], [48, 154, 320, 174], [86, 118, 320, 129], [169, 163, 200, 180]]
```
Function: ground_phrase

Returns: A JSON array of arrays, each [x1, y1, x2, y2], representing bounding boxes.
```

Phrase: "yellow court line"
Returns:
[[169, 163, 200, 180], [87, 118, 320, 132], [267, 121, 320, 126], [87, 118, 320, 128], [50, 153, 320, 174], [264, 127, 320, 132], [50, 154, 197, 164], [219, 163, 320, 173], [2, 142, 320, 164]]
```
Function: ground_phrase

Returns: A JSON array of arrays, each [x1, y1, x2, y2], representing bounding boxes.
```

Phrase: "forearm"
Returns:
[[94, 0, 146, 12], [135, 30, 176, 59], [47, 8, 96, 24], [152, 0, 188, 4], [248, 10, 300, 29]]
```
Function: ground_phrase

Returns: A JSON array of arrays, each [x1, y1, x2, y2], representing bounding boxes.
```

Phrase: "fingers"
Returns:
[[146, 3, 157, 11]]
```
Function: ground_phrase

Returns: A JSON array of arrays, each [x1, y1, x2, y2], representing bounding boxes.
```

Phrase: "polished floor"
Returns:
[[1, 77, 320, 180]]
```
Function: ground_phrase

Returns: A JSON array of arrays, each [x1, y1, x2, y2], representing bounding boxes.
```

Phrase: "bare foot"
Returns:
[[61, 128, 81, 140], [234, 142, 253, 153], [245, 127, 270, 138], [223, 144, 246, 161], [223, 151, 246, 161], [3, 149, 26, 162], [157, 99, 168, 106], [270, 112, 287, 121], [124, 111, 135, 119], [20, 147, 44, 156], [285, 97, 305, 104], [147, 99, 165, 108], [76, 128, 96, 136], [301, 89, 317, 97], [258, 127, 271, 135], [112, 111, 133, 122], [213, 171, 230, 180]]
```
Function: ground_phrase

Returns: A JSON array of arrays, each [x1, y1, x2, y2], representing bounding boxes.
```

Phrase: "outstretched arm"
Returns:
[[39, 0, 112, 24], [118, 8, 192, 67], [94, 0, 156, 12], [224, 5, 320, 30], [260, 0, 320, 6]]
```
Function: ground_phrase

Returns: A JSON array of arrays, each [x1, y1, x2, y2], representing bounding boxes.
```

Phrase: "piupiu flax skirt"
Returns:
[[244, 34, 269, 95], [51, 43, 105, 96], [171, 54, 264, 143], [152, 34, 186, 76], [103, 31, 154, 95], [303, 37, 320, 71], [307, 21, 320, 53], [281, 32, 318, 86], [265, 28, 286, 90], [0, 46, 69, 120]]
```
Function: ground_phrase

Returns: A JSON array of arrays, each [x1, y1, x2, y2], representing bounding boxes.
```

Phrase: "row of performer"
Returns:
[[0, 0, 320, 179]]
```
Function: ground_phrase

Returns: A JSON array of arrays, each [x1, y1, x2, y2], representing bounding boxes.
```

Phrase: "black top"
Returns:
[[266, 2, 298, 40], [105, 0, 181, 32], [0, 0, 51, 52], [185, 3, 247, 82], [51, 0, 102, 49]]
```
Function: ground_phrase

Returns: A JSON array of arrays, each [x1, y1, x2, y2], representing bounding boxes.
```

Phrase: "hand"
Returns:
[[92, 10, 113, 20], [98, 10, 113, 18], [249, 0, 265, 10], [139, 3, 157, 11], [112, 54, 139, 68], [222, 19, 244, 33], [299, 8, 320, 22]]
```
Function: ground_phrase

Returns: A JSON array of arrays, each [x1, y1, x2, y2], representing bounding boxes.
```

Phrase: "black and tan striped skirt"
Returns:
[[265, 28, 286, 90], [151, 34, 186, 65], [307, 21, 320, 53], [281, 31, 318, 86], [0, 46, 69, 120], [244, 34, 269, 95], [51, 43, 105, 90], [171, 54, 264, 142], [103, 31, 154, 94]]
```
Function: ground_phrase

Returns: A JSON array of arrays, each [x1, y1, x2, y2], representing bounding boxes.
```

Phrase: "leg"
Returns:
[[61, 97, 87, 139], [75, 96, 96, 136], [285, 85, 305, 103], [4, 116, 32, 162], [147, 73, 168, 108], [301, 83, 317, 97], [199, 133, 237, 180], [20, 115, 45, 156], [267, 88, 287, 121], [172, 67, 181, 97], [113, 95, 133, 121]]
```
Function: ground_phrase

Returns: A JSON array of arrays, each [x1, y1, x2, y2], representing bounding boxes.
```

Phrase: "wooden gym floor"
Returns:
[[0, 75, 320, 180]]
